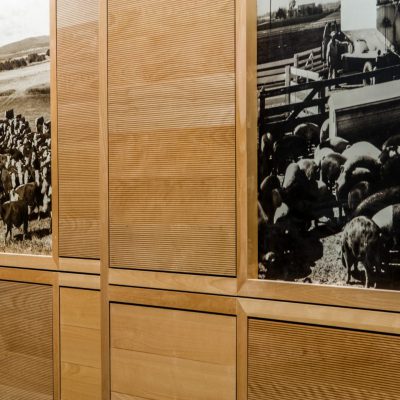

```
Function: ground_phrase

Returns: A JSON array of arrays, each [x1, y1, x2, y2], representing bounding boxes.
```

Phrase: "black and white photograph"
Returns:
[[0, 0, 51, 255], [258, 0, 400, 289]]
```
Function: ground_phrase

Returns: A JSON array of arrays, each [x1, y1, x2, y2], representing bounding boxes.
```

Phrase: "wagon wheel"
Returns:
[[363, 61, 376, 86]]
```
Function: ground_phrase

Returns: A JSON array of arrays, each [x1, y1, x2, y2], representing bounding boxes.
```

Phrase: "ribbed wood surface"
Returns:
[[0, 280, 53, 399], [110, 304, 236, 400], [108, 0, 236, 275], [57, 0, 100, 259], [248, 319, 400, 400]]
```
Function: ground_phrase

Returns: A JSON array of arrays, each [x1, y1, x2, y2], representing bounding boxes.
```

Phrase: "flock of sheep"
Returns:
[[258, 120, 400, 288], [0, 109, 51, 242]]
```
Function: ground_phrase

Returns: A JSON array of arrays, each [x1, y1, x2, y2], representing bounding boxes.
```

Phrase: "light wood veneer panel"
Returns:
[[60, 287, 100, 330], [57, 0, 100, 259], [248, 319, 400, 400], [0, 281, 53, 399], [110, 304, 236, 400], [61, 362, 101, 400], [108, 0, 236, 275], [60, 288, 101, 399]]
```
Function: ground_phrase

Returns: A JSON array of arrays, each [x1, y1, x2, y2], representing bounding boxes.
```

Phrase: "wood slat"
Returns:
[[248, 319, 400, 400], [57, 0, 100, 259], [108, 0, 236, 275]]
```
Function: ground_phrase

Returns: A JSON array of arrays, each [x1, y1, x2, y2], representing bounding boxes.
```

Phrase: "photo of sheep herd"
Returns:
[[0, 0, 51, 255], [258, 0, 400, 289]]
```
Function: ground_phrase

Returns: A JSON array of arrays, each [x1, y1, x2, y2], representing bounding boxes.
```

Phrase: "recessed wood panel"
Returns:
[[108, 0, 236, 275], [110, 304, 236, 400], [248, 318, 400, 400], [0, 280, 53, 400], [60, 288, 101, 400], [57, 0, 100, 259]]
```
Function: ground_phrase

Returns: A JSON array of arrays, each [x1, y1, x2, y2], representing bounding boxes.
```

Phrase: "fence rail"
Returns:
[[257, 47, 324, 89], [259, 64, 400, 140]]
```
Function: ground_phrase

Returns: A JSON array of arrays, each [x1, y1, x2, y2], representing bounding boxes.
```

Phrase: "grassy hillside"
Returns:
[[0, 36, 49, 61]]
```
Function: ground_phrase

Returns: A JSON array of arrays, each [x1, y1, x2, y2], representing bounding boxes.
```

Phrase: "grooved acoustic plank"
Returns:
[[110, 304, 236, 400], [57, 0, 100, 259], [0, 280, 53, 400], [248, 319, 400, 400], [108, 0, 236, 275]]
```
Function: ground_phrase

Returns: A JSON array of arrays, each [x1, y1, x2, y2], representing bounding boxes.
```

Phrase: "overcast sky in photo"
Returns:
[[258, 0, 340, 14], [0, 0, 49, 47]]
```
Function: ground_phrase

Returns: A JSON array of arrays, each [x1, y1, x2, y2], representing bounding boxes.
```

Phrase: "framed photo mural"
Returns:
[[257, 0, 400, 290], [0, 0, 51, 255]]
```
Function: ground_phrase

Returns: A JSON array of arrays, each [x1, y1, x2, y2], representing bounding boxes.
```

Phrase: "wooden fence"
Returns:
[[259, 64, 400, 141], [257, 47, 324, 90]]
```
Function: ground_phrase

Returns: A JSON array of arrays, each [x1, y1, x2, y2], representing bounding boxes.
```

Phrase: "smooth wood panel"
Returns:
[[110, 304, 236, 400], [57, 0, 100, 259], [248, 319, 400, 400], [109, 268, 237, 296], [61, 362, 101, 400], [238, 298, 400, 334], [60, 288, 100, 329], [59, 258, 100, 275], [239, 280, 400, 313], [111, 304, 236, 365], [59, 272, 100, 290], [108, 0, 236, 276], [60, 288, 101, 400], [108, 285, 237, 316], [0, 280, 53, 399], [111, 393, 149, 400]]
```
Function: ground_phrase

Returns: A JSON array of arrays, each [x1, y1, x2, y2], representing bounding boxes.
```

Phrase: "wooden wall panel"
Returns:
[[110, 304, 236, 400], [108, 0, 236, 275], [248, 318, 400, 400], [60, 288, 101, 400], [0, 280, 53, 400], [57, 0, 100, 259]]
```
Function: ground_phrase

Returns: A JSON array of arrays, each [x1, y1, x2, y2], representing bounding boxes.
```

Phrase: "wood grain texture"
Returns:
[[0, 280, 53, 399], [239, 298, 400, 334], [61, 362, 101, 400], [108, 0, 236, 276], [59, 272, 100, 290], [57, 0, 100, 259], [59, 258, 100, 275], [110, 304, 236, 400], [0, 254, 57, 270], [60, 288, 100, 329], [60, 288, 101, 400], [248, 319, 400, 400], [239, 279, 400, 313], [109, 268, 237, 295], [108, 285, 237, 316], [111, 304, 236, 365], [236, 0, 258, 283]]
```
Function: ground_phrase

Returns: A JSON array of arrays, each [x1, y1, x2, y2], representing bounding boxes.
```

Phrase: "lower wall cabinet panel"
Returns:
[[248, 318, 400, 400], [0, 280, 53, 400], [60, 288, 101, 400], [110, 304, 236, 400]]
